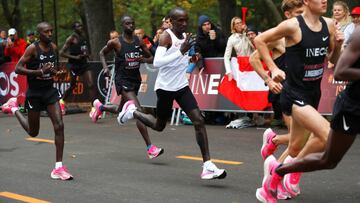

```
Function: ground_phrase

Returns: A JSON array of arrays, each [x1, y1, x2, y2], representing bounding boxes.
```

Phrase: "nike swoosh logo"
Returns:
[[322, 36, 328, 41], [343, 115, 350, 131], [295, 100, 304, 105], [28, 101, 33, 109], [50, 55, 54, 58], [58, 91, 62, 98]]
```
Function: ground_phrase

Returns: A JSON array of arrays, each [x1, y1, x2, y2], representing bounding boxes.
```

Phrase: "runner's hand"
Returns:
[[271, 68, 286, 83], [103, 67, 111, 77], [180, 33, 195, 55], [42, 62, 57, 75], [266, 79, 283, 94]]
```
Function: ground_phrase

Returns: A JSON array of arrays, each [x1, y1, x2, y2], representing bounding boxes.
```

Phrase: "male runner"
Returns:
[[264, 26, 360, 202], [254, 0, 343, 201], [117, 7, 226, 180], [91, 16, 163, 159], [250, 1, 304, 200], [59, 22, 95, 114], [1, 22, 73, 180]]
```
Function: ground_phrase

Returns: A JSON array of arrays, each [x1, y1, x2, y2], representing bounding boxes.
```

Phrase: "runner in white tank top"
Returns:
[[116, 7, 227, 180]]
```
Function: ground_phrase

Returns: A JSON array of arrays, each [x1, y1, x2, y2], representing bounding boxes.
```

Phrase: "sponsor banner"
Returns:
[[1, 59, 342, 114], [0, 62, 27, 105]]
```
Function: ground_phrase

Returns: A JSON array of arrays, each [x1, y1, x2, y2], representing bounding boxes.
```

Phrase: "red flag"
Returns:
[[218, 56, 271, 110]]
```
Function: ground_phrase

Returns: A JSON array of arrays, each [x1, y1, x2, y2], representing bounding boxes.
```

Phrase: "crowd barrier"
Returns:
[[0, 58, 345, 115]]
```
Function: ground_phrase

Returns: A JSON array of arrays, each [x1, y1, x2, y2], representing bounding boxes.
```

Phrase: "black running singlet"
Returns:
[[26, 42, 56, 89], [274, 54, 286, 73], [68, 33, 88, 65], [345, 58, 360, 100], [285, 15, 330, 91], [114, 36, 142, 83]]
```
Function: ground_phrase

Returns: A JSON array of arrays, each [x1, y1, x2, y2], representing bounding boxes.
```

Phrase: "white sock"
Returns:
[[55, 162, 63, 169], [11, 107, 19, 114]]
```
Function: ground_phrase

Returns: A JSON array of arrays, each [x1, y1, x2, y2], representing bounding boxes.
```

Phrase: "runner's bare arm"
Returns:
[[59, 35, 81, 60], [326, 18, 344, 64], [334, 27, 360, 81], [99, 38, 119, 76], [138, 39, 153, 64], [15, 45, 41, 76], [153, 31, 180, 68]]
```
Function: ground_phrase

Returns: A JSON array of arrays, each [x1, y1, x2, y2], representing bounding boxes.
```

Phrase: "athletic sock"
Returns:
[[55, 162, 63, 169], [11, 107, 19, 114], [147, 144, 152, 150]]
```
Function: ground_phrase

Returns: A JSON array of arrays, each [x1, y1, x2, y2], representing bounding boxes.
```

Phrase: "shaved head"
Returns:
[[168, 7, 187, 20], [37, 22, 51, 33]]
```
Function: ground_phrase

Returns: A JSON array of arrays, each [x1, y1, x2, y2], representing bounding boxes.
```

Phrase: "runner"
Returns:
[[264, 26, 360, 202], [91, 15, 164, 159], [253, 0, 344, 201], [59, 22, 95, 115], [117, 7, 226, 180], [1, 22, 73, 180]]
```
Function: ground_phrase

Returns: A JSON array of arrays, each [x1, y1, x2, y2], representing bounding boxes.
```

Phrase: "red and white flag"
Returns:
[[218, 56, 271, 110]]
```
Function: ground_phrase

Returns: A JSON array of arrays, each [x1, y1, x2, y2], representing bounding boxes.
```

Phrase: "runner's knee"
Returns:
[[53, 120, 64, 134]]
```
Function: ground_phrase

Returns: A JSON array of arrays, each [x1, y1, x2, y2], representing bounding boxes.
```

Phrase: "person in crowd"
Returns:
[[26, 30, 37, 46], [0, 29, 10, 65], [1, 22, 73, 180], [0, 30, 7, 44], [223, 16, 254, 81], [344, 7, 360, 45], [195, 15, 226, 58], [4, 28, 27, 62], [59, 21, 95, 115], [332, 1, 351, 32], [161, 15, 172, 29], [117, 7, 227, 180], [134, 28, 154, 50], [109, 30, 119, 40]]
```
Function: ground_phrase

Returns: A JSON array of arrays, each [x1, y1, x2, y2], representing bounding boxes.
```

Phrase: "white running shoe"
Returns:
[[117, 100, 136, 125], [201, 161, 227, 180]]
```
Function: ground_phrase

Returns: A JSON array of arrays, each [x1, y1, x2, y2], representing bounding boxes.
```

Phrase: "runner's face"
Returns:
[[172, 12, 188, 33], [74, 23, 83, 34], [123, 18, 135, 34], [40, 25, 53, 44], [306, 0, 327, 15]]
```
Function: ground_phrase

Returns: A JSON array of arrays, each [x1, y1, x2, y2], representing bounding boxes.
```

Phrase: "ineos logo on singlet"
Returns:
[[305, 47, 328, 57]]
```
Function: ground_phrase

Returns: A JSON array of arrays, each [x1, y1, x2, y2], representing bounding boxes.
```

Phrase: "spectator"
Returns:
[[4, 28, 27, 62], [344, 7, 360, 45], [0, 30, 7, 44], [134, 28, 154, 49], [195, 15, 226, 58], [109, 30, 119, 40], [161, 16, 172, 29], [332, 1, 351, 32], [224, 17, 254, 81], [151, 28, 164, 54], [246, 25, 258, 47], [25, 30, 37, 46]]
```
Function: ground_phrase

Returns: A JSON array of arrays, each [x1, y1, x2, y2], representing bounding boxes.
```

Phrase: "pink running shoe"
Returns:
[[59, 99, 66, 115], [91, 99, 103, 123], [277, 182, 291, 200], [117, 100, 136, 125], [283, 156, 302, 197], [201, 161, 227, 180], [261, 128, 277, 160], [256, 187, 277, 203], [1, 97, 18, 114], [262, 155, 282, 201], [147, 145, 164, 159], [50, 166, 73, 180]]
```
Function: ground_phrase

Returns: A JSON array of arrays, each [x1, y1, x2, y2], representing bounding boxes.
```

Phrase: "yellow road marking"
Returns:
[[0, 191, 51, 203], [176, 155, 243, 165], [26, 138, 54, 144]]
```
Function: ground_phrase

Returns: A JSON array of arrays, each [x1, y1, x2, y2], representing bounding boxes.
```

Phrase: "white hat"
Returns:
[[8, 28, 16, 35]]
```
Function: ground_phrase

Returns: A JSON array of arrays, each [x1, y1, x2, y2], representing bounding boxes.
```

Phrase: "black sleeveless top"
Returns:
[[285, 15, 330, 92], [114, 36, 142, 83], [345, 58, 360, 100], [274, 54, 286, 73], [26, 42, 56, 89], [68, 33, 88, 65]]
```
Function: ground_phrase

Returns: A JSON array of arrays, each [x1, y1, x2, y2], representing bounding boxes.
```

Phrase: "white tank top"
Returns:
[[154, 29, 189, 91]]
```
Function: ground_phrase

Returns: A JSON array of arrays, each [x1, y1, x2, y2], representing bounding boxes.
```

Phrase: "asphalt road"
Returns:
[[0, 113, 359, 203]]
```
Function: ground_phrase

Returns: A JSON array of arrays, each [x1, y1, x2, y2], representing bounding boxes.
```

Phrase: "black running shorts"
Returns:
[[25, 87, 62, 111], [280, 85, 321, 116], [331, 91, 360, 135], [156, 86, 199, 120]]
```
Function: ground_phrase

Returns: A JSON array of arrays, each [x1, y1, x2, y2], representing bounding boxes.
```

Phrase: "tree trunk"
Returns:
[[1, 0, 22, 35], [262, 0, 282, 24], [82, 0, 115, 60], [217, 0, 237, 38]]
